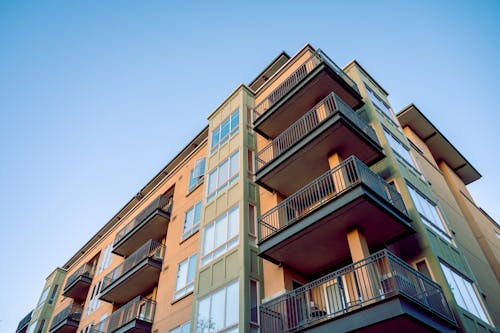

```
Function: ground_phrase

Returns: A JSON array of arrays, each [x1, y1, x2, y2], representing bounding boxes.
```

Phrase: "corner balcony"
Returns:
[[113, 195, 172, 257], [100, 240, 165, 305], [255, 92, 383, 196], [16, 310, 33, 333], [253, 49, 363, 139], [260, 250, 457, 333], [62, 263, 94, 301], [258, 156, 413, 275], [92, 297, 156, 333], [49, 303, 83, 333]]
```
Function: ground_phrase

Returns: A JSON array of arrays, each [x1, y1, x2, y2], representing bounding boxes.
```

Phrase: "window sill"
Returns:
[[180, 229, 199, 245], [171, 290, 194, 305], [186, 179, 204, 197]]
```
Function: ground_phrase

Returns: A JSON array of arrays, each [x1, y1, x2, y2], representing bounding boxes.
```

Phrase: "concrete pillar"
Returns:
[[345, 228, 374, 307], [346, 228, 370, 262], [328, 152, 346, 193]]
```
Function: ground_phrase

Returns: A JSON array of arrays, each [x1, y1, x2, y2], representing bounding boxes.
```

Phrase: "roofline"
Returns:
[[207, 84, 254, 120], [397, 103, 481, 184], [63, 125, 209, 269], [248, 50, 290, 87], [343, 59, 389, 96]]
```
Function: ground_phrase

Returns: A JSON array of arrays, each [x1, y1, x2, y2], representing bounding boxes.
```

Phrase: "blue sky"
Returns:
[[1, 1, 499, 331]]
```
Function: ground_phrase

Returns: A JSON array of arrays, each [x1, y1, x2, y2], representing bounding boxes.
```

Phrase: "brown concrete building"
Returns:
[[17, 44, 498, 333]]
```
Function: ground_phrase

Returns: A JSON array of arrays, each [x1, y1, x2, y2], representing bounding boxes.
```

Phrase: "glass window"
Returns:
[[27, 322, 37, 333], [196, 280, 239, 333], [365, 84, 394, 121], [440, 263, 490, 324], [37, 288, 50, 306], [250, 280, 259, 324], [85, 280, 102, 316], [183, 201, 202, 240], [48, 285, 58, 304], [170, 321, 191, 333], [36, 320, 45, 333], [211, 109, 240, 153], [407, 185, 452, 242], [175, 254, 197, 300], [207, 151, 240, 202], [189, 158, 206, 192], [201, 206, 239, 266], [98, 243, 113, 273], [383, 128, 422, 176]]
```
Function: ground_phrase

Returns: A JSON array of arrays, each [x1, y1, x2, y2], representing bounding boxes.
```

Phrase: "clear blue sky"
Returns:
[[1, 1, 499, 331]]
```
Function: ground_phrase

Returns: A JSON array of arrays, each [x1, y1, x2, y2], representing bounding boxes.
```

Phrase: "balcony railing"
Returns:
[[258, 156, 408, 241], [256, 92, 377, 170], [91, 297, 156, 333], [253, 49, 359, 121], [16, 310, 33, 333], [102, 240, 165, 291], [50, 303, 83, 331], [64, 263, 94, 290], [260, 250, 455, 332], [113, 195, 172, 247]]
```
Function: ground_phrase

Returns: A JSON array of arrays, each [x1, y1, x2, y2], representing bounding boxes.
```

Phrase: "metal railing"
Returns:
[[49, 303, 83, 331], [113, 194, 172, 246], [258, 156, 408, 241], [260, 250, 455, 333], [16, 310, 33, 332], [256, 92, 378, 170], [91, 297, 156, 333], [64, 263, 94, 291], [253, 49, 359, 121], [101, 240, 165, 291]]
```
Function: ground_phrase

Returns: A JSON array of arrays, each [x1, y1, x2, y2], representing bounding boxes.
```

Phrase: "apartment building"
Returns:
[[17, 44, 498, 333]]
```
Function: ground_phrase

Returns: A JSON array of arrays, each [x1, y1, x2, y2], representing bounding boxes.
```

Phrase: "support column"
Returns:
[[328, 152, 345, 193]]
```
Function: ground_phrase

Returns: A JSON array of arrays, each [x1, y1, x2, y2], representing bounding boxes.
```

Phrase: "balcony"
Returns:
[[62, 263, 94, 301], [49, 303, 83, 333], [113, 194, 172, 257], [100, 240, 165, 305], [260, 250, 457, 333], [92, 297, 156, 333], [16, 310, 33, 333], [255, 92, 383, 196], [253, 49, 363, 139], [258, 156, 413, 275]]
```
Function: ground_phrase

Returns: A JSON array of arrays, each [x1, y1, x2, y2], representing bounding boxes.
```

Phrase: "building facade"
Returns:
[[17, 44, 499, 333]]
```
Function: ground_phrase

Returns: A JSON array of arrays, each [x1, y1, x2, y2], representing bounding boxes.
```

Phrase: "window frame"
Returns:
[[211, 109, 240, 154], [201, 205, 240, 267], [196, 280, 239, 333], [170, 321, 191, 333], [188, 158, 206, 193], [174, 253, 198, 300], [207, 151, 240, 202], [383, 127, 424, 178], [182, 201, 202, 240]]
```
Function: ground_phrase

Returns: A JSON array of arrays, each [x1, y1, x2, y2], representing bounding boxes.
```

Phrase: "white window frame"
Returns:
[[197, 280, 239, 333], [174, 254, 197, 300], [211, 109, 240, 154], [250, 279, 260, 326], [207, 151, 239, 202], [170, 321, 191, 333], [364, 84, 397, 123], [407, 184, 453, 243], [98, 243, 113, 274], [440, 262, 491, 324], [183, 201, 202, 240], [188, 158, 206, 193], [201, 206, 239, 267], [383, 128, 423, 178]]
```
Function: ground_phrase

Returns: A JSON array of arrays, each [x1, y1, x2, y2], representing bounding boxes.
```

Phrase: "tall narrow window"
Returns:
[[197, 280, 239, 333], [440, 263, 490, 324], [384, 128, 422, 177], [248, 204, 257, 244], [250, 280, 259, 326], [188, 158, 206, 192], [85, 280, 102, 316], [175, 254, 197, 300], [365, 84, 395, 122], [202, 206, 239, 266], [183, 201, 202, 240], [170, 321, 191, 333], [98, 244, 113, 274], [207, 151, 239, 202], [211, 109, 240, 153], [407, 185, 452, 242], [48, 284, 58, 304]]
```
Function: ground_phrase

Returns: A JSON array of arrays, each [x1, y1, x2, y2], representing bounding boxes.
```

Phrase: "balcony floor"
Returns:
[[112, 319, 152, 333], [256, 114, 383, 196], [113, 210, 170, 257], [62, 276, 92, 301], [299, 295, 456, 333], [99, 257, 162, 305], [50, 319, 79, 333], [259, 185, 413, 276], [255, 64, 363, 139]]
